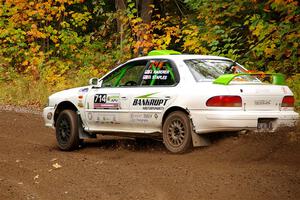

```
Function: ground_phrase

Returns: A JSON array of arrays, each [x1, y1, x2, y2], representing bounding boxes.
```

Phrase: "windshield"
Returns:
[[184, 59, 257, 82]]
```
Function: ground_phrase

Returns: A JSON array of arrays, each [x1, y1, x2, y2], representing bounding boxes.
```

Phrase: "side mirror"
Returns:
[[89, 78, 98, 85]]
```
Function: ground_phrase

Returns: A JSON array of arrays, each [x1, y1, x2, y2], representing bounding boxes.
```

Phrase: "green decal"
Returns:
[[148, 50, 181, 56], [213, 73, 286, 85], [135, 92, 159, 99], [165, 63, 175, 82], [150, 65, 159, 86]]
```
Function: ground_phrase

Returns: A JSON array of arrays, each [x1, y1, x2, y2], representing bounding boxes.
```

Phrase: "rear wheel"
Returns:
[[56, 110, 80, 151], [163, 111, 192, 153]]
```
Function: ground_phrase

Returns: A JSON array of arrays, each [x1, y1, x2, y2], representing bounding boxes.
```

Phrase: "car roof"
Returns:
[[129, 54, 233, 62]]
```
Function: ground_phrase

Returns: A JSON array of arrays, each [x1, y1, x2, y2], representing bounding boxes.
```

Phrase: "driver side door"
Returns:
[[84, 60, 148, 132]]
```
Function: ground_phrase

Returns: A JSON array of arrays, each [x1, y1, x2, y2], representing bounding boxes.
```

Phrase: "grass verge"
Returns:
[[0, 74, 299, 112]]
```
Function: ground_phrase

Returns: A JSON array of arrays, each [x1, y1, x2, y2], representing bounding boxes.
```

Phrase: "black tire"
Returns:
[[163, 111, 192, 153], [55, 109, 80, 151]]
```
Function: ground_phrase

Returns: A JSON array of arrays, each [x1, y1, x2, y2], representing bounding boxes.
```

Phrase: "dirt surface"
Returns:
[[0, 110, 300, 200]]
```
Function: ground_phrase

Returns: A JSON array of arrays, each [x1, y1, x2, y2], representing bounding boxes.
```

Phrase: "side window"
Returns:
[[102, 60, 147, 87], [141, 60, 177, 86]]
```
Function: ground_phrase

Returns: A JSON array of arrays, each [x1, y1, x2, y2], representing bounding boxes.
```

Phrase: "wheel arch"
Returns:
[[162, 106, 190, 126], [162, 106, 211, 148], [54, 101, 78, 126]]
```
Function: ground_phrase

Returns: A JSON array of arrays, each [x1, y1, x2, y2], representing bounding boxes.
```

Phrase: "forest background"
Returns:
[[0, 0, 299, 108]]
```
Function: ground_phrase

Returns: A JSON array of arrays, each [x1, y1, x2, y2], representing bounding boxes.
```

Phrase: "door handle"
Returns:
[[121, 96, 127, 100]]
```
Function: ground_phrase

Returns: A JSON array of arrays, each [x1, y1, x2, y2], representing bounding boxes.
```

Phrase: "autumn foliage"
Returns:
[[0, 0, 299, 107]]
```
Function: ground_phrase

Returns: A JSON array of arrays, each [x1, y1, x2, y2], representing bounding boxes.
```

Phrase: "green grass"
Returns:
[[0, 79, 49, 108]]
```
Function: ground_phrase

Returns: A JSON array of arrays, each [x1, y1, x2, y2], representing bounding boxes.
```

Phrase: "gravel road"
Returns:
[[0, 110, 299, 200]]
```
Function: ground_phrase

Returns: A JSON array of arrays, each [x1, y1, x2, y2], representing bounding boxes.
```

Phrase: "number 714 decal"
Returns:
[[94, 94, 107, 103], [94, 94, 120, 109]]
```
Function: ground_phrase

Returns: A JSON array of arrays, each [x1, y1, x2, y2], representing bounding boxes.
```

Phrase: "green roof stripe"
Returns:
[[148, 50, 181, 56]]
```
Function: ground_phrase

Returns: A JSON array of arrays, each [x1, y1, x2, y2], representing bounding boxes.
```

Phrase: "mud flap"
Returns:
[[77, 113, 96, 139], [186, 108, 211, 147], [191, 131, 211, 147]]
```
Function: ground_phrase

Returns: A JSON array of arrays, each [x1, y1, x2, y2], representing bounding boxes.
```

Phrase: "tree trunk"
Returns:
[[115, 0, 126, 32], [115, 0, 127, 48], [140, 0, 153, 23]]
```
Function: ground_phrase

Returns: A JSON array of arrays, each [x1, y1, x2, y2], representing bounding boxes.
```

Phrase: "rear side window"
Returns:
[[141, 60, 178, 86], [184, 59, 256, 82]]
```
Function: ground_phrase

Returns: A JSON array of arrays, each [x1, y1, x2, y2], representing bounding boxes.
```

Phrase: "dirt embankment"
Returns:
[[0, 110, 299, 200]]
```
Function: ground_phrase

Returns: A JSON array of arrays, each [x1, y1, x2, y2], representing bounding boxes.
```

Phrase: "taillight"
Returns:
[[281, 96, 294, 107], [206, 96, 242, 107]]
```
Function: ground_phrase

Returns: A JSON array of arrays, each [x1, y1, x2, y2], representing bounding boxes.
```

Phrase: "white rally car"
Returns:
[[43, 50, 299, 153]]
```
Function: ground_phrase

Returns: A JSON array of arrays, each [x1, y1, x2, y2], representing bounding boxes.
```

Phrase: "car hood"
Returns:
[[48, 86, 91, 107]]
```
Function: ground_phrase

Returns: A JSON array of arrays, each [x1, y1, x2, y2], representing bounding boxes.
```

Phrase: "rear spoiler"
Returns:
[[213, 73, 285, 85]]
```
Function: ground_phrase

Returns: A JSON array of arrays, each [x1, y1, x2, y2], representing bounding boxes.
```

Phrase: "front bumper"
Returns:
[[43, 106, 55, 128], [189, 110, 299, 134]]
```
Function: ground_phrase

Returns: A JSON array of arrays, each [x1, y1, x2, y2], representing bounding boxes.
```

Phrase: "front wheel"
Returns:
[[55, 110, 80, 151], [162, 111, 192, 153]]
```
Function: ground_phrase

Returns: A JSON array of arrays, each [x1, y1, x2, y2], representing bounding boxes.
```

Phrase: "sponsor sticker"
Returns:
[[131, 113, 153, 123], [79, 87, 89, 93], [94, 94, 120, 109], [132, 92, 169, 110], [99, 114, 118, 124], [88, 112, 119, 124], [142, 70, 170, 80]]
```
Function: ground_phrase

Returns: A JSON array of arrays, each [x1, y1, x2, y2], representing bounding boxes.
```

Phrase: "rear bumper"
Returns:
[[43, 106, 55, 128], [189, 110, 299, 134]]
